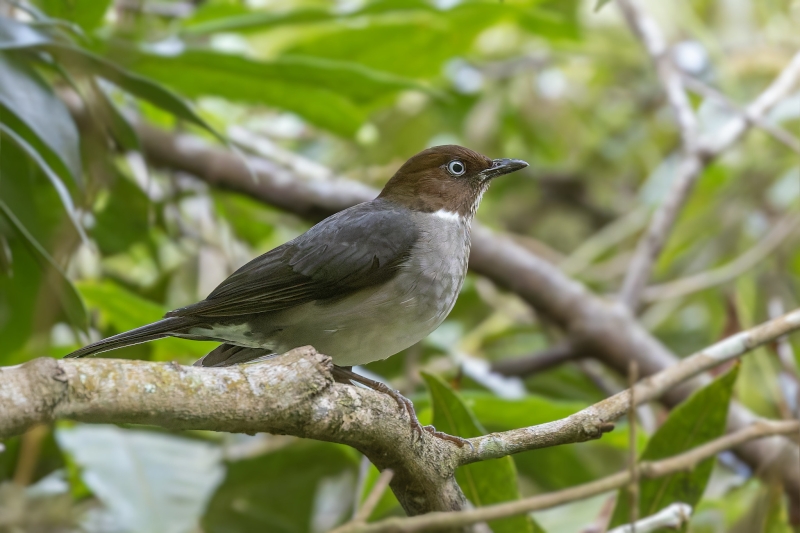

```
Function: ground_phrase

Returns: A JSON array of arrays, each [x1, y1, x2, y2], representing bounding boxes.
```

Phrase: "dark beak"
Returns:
[[480, 158, 529, 181]]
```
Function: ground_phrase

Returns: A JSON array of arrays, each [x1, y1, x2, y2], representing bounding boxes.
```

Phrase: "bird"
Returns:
[[66, 145, 528, 443]]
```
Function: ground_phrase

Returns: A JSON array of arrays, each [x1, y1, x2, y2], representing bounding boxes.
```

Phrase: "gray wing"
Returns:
[[166, 200, 417, 318]]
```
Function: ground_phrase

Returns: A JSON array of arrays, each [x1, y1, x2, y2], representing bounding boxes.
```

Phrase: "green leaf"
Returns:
[[203, 440, 359, 533], [593, 0, 614, 12], [56, 424, 225, 532], [76, 279, 217, 361], [181, 5, 344, 35], [285, 1, 578, 79], [0, 199, 87, 330], [464, 392, 637, 491], [608, 365, 740, 528], [49, 46, 224, 143], [0, 123, 87, 243], [87, 80, 140, 152], [110, 49, 427, 136], [0, 51, 82, 186], [0, 18, 222, 142], [38, 0, 112, 32], [422, 372, 542, 533], [0, 16, 51, 49]]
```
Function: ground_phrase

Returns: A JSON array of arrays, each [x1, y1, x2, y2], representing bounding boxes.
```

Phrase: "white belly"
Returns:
[[188, 211, 471, 366], [272, 212, 470, 365]]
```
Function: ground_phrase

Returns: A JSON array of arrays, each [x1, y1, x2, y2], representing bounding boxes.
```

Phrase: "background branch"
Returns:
[[641, 214, 800, 303], [489, 341, 584, 377], [616, 0, 697, 148], [617, 16, 800, 309], [458, 308, 800, 463]]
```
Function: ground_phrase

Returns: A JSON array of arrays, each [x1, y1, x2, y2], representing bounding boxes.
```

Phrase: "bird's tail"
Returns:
[[65, 317, 194, 358]]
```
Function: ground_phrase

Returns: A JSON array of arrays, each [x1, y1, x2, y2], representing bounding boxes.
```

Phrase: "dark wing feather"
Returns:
[[166, 200, 417, 318]]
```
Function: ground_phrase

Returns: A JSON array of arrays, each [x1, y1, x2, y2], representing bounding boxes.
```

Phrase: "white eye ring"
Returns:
[[446, 160, 466, 176]]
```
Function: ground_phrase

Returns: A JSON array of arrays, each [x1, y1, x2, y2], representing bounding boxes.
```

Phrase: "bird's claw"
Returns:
[[330, 366, 472, 448], [422, 425, 474, 449]]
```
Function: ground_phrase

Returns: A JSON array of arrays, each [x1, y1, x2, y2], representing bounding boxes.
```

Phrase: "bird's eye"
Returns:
[[446, 160, 466, 176]]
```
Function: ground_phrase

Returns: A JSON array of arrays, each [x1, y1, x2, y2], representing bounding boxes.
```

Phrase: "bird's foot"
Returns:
[[331, 366, 469, 447]]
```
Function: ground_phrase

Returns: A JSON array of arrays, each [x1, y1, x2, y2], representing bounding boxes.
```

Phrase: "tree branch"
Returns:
[[489, 341, 583, 377], [641, 214, 800, 303], [4, 309, 799, 520], [332, 420, 799, 533], [457, 308, 800, 463], [681, 75, 800, 155], [607, 503, 693, 533], [616, 0, 698, 149], [0, 347, 468, 518]]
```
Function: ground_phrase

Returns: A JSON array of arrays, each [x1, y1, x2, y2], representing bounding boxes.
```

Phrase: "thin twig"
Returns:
[[769, 297, 800, 419], [333, 421, 799, 533], [490, 341, 583, 377], [641, 215, 800, 303], [607, 503, 692, 533], [616, 5, 800, 310], [627, 362, 639, 532], [682, 75, 800, 154], [616, 0, 697, 148], [458, 308, 800, 462], [560, 207, 650, 276], [353, 469, 395, 524]]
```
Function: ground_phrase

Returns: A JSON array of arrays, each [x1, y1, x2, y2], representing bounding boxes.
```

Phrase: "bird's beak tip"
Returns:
[[483, 158, 529, 179]]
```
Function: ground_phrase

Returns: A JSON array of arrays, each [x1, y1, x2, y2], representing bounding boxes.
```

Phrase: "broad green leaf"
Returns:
[[0, 15, 51, 49], [464, 392, 638, 491], [466, 392, 586, 428], [0, 188, 87, 331], [203, 440, 359, 533], [0, 18, 222, 142], [57, 424, 225, 533], [76, 279, 168, 332], [0, 51, 82, 186], [0, 236, 43, 357], [76, 279, 217, 361], [608, 366, 740, 528], [594, 0, 614, 12], [0, 123, 87, 243], [38, 0, 112, 32], [182, 4, 345, 35], [49, 46, 224, 143], [285, 1, 577, 79], [183, 0, 578, 41], [88, 80, 140, 152], [422, 372, 541, 533], [111, 49, 426, 136], [90, 171, 152, 256], [0, 145, 51, 355]]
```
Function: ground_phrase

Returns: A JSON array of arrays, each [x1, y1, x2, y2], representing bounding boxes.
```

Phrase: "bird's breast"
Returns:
[[265, 211, 471, 366]]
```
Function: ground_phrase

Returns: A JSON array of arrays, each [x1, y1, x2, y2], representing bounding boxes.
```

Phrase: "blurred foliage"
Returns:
[[0, 0, 798, 532], [608, 365, 739, 528], [422, 371, 540, 533]]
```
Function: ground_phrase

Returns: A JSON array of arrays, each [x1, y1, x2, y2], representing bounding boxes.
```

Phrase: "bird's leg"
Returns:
[[332, 366, 423, 436], [331, 365, 470, 448]]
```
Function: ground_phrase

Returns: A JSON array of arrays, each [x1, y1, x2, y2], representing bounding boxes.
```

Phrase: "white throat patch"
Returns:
[[432, 209, 464, 223]]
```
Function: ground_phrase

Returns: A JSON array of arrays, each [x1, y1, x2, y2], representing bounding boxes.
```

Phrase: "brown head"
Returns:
[[378, 145, 528, 217]]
